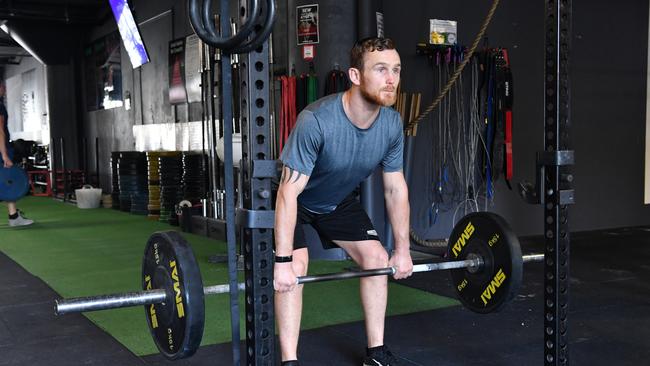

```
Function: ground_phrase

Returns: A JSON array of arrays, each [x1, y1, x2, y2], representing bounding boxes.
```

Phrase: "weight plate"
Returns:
[[448, 212, 523, 314], [142, 231, 205, 360], [0, 166, 30, 201]]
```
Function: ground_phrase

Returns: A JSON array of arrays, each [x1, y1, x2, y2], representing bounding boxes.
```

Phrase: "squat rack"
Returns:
[[541, 0, 573, 365], [190, 0, 573, 365]]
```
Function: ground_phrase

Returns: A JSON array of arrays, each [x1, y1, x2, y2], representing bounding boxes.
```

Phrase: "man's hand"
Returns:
[[389, 250, 413, 280], [2, 154, 12, 168], [274, 262, 298, 292]]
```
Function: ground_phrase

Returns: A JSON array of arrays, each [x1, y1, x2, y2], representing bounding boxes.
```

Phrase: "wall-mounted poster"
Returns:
[[169, 38, 187, 104], [184, 34, 202, 103], [297, 4, 319, 45]]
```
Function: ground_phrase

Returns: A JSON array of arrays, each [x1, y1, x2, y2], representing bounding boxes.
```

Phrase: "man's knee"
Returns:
[[292, 249, 309, 276], [292, 259, 308, 277], [358, 244, 389, 269]]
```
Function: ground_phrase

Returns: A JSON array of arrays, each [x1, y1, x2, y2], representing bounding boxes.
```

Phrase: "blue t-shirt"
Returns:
[[280, 92, 404, 213]]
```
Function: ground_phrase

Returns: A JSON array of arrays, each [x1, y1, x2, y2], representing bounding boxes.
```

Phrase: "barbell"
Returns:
[[54, 212, 544, 360]]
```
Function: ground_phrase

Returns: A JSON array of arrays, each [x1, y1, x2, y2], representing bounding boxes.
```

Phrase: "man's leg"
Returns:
[[7, 201, 17, 215], [7, 201, 32, 226], [335, 240, 388, 348], [275, 247, 309, 362]]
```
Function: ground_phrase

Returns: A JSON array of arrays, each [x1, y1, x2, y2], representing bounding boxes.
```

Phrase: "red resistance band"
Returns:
[[279, 75, 297, 153], [505, 110, 513, 180]]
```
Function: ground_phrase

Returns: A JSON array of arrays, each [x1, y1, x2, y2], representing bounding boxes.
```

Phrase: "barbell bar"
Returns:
[[296, 253, 544, 284], [55, 254, 543, 315], [54, 212, 543, 360]]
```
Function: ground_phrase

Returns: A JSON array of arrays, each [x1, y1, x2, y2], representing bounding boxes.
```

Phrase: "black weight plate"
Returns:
[[0, 166, 30, 201], [448, 212, 523, 314], [142, 231, 205, 360]]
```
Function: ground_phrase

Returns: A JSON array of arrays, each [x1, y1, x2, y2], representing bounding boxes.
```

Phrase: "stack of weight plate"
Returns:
[[110, 151, 121, 209], [118, 152, 148, 214], [182, 153, 208, 204], [146, 152, 162, 220], [158, 153, 183, 224]]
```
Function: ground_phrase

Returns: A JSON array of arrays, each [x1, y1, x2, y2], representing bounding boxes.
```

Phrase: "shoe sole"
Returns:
[[9, 222, 34, 227]]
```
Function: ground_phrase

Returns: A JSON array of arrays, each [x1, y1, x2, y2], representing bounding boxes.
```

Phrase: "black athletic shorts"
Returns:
[[294, 191, 380, 250]]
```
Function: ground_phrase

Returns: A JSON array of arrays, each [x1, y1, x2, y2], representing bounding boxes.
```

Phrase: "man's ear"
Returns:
[[348, 67, 361, 86]]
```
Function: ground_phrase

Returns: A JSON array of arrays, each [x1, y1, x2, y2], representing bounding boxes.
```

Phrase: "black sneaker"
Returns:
[[363, 345, 401, 366], [281, 361, 299, 366]]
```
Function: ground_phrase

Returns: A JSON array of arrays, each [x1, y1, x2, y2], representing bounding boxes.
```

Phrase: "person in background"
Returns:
[[0, 80, 34, 227]]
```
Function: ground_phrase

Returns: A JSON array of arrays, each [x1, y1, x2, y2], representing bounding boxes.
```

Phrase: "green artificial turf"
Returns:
[[0, 196, 458, 356]]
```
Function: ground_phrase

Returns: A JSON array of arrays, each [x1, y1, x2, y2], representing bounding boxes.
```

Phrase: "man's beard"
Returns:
[[360, 84, 397, 107]]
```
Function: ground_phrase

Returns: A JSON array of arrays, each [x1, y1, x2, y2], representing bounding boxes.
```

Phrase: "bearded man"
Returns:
[[274, 37, 412, 366]]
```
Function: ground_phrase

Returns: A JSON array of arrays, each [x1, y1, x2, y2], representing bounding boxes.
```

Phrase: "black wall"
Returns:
[[383, 0, 650, 236]]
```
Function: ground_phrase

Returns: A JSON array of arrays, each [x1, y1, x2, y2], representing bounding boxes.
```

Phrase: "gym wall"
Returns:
[[81, 0, 210, 191], [268, 0, 650, 239], [382, 0, 650, 236], [9, 0, 641, 237]]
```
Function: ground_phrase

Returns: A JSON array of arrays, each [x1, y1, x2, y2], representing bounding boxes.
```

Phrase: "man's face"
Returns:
[[358, 49, 401, 107]]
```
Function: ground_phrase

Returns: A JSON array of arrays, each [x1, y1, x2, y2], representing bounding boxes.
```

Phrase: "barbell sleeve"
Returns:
[[413, 257, 482, 273], [55, 290, 167, 315], [56, 283, 247, 315], [204, 283, 246, 295], [523, 254, 545, 263]]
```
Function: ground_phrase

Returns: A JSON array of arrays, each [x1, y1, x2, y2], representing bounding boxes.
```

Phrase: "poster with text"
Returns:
[[297, 4, 319, 45], [184, 34, 202, 103], [168, 38, 188, 104]]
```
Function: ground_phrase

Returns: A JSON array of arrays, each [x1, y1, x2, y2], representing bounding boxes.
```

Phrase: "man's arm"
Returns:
[[275, 165, 310, 255], [273, 165, 310, 292], [0, 115, 12, 168], [382, 170, 413, 279]]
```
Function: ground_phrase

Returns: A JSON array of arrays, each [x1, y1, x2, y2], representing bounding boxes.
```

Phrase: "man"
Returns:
[[274, 37, 412, 366], [0, 80, 34, 227]]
